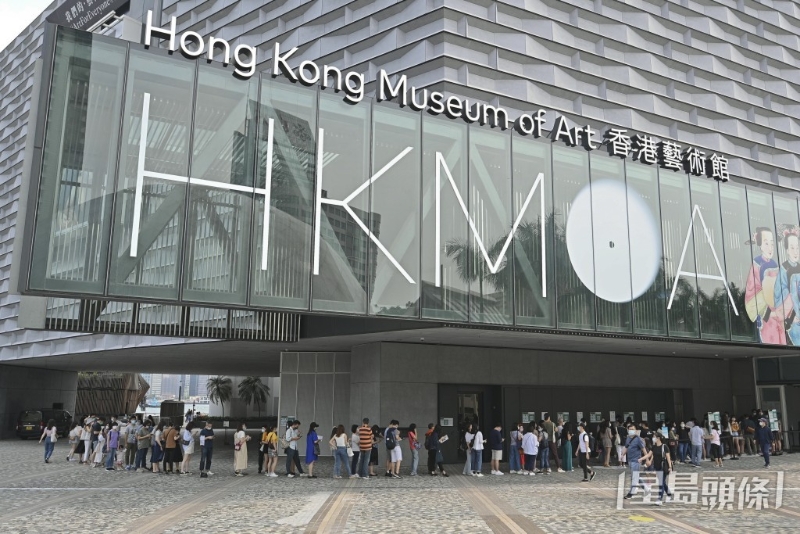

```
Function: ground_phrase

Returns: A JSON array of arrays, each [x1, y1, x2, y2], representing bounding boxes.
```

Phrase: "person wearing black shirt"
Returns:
[[199, 421, 215, 478], [641, 432, 673, 505]]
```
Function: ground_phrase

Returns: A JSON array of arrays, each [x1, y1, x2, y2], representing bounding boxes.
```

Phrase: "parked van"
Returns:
[[16, 410, 73, 439]]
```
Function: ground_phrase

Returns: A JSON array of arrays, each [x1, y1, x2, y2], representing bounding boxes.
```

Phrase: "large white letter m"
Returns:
[[434, 152, 546, 296]]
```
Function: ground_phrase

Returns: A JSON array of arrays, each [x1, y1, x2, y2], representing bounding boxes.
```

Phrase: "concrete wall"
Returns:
[[0, 364, 78, 439], [278, 352, 351, 457]]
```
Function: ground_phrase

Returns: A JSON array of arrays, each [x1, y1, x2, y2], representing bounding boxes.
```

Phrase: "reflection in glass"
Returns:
[[719, 183, 757, 342], [553, 146, 595, 330], [251, 81, 315, 309], [660, 172, 698, 337], [421, 117, 469, 320], [590, 156, 632, 333], [369, 107, 420, 317], [183, 66, 256, 305], [465, 126, 512, 324], [108, 50, 195, 299], [689, 177, 730, 340], [311, 94, 371, 313], [512, 135, 554, 327], [772, 193, 800, 346], [31, 29, 126, 294], [745, 189, 785, 345], [626, 165, 666, 335]]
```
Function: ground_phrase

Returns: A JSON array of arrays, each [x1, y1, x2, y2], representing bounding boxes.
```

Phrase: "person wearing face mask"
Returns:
[[755, 418, 772, 468], [258, 425, 269, 475], [639, 432, 673, 506], [622, 424, 647, 498], [677, 421, 690, 463], [233, 422, 251, 476], [509, 422, 522, 474]]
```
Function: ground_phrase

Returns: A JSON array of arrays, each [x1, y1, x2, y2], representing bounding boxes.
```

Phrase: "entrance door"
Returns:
[[758, 385, 787, 447], [458, 392, 483, 460]]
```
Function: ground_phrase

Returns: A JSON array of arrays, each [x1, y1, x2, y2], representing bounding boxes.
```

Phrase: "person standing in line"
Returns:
[[576, 423, 595, 482], [538, 422, 551, 474], [385, 420, 403, 478], [462, 422, 474, 476], [369, 425, 382, 477], [66, 422, 81, 462], [521, 425, 538, 476], [163, 422, 178, 474], [285, 420, 305, 478], [708, 421, 723, 468], [426, 423, 448, 477], [80, 421, 92, 464], [135, 421, 152, 472], [264, 424, 278, 477], [600, 421, 613, 467], [489, 422, 504, 475], [509, 422, 522, 474], [199, 421, 215, 478], [543, 414, 563, 473], [561, 427, 573, 472], [677, 422, 690, 463], [39, 419, 57, 463], [258, 424, 269, 475], [233, 422, 250, 476], [357, 418, 373, 479], [305, 422, 321, 478], [730, 416, 742, 460], [350, 424, 361, 477], [329, 424, 354, 478], [756, 417, 772, 468], [472, 424, 485, 477], [180, 421, 196, 475], [407, 423, 420, 476], [124, 419, 137, 470], [104, 424, 119, 471], [151, 422, 164, 474], [622, 424, 647, 499], [689, 419, 704, 468], [742, 414, 756, 455]]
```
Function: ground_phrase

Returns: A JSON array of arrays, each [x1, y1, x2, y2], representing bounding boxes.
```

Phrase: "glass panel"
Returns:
[[421, 116, 469, 320], [756, 358, 780, 381], [369, 106, 420, 317], [467, 126, 512, 324], [311, 93, 370, 313], [689, 177, 730, 340], [511, 135, 554, 327], [251, 80, 316, 309], [553, 145, 595, 330], [182, 65, 257, 305], [626, 165, 666, 335], [30, 29, 126, 294], [590, 155, 631, 333], [108, 50, 195, 299], [745, 189, 785, 345], [660, 172, 699, 337], [719, 183, 757, 342], [773, 192, 800, 346]]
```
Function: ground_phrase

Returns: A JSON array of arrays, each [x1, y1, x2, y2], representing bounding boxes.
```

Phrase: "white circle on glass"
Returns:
[[566, 179, 661, 303]]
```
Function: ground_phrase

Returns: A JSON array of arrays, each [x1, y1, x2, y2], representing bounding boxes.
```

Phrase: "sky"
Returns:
[[0, 0, 54, 51]]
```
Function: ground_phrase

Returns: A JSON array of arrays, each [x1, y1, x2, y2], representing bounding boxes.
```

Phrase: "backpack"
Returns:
[[540, 430, 549, 447], [385, 428, 396, 450]]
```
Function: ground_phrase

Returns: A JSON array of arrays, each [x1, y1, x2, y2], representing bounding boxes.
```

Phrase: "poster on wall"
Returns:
[[623, 412, 634, 422], [641, 411, 648, 422], [522, 413, 531, 424], [655, 412, 666, 423], [609, 411, 616, 422], [590, 412, 602, 423], [576, 411, 584, 422], [440, 418, 454, 427], [769, 409, 779, 428], [707, 412, 721, 426], [558, 412, 570, 423]]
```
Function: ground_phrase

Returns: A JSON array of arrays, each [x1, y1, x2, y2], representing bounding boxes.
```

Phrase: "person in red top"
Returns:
[[408, 423, 420, 476], [356, 418, 372, 479]]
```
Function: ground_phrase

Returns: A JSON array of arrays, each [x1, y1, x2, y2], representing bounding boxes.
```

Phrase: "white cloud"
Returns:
[[0, 0, 55, 52]]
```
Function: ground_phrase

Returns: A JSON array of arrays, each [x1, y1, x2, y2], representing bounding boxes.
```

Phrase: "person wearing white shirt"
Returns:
[[463, 423, 474, 476], [521, 426, 539, 475], [284, 420, 305, 478], [471, 425, 485, 476]]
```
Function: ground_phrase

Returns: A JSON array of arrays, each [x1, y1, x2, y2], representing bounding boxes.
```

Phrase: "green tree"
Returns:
[[206, 376, 233, 420], [237, 376, 270, 418]]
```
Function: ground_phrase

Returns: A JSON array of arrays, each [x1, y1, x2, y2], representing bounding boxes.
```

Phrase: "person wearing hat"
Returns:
[[576, 422, 595, 483], [755, 418, 772, 468]]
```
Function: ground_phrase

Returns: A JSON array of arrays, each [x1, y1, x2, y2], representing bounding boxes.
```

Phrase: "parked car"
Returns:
[[16, 409, 73, 439]]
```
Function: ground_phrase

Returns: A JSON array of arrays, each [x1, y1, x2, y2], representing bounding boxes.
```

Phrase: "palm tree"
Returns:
[[238, 376, 270, 418], [206, 376, 233, 420]]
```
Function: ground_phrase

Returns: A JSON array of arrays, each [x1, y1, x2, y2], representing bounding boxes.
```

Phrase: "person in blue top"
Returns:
[[622, 424, 648, 499], [755, 418, 772, 468], [305, 422, 321, 478], [199, 421, 214, 478], [489, 423, 504, 475]]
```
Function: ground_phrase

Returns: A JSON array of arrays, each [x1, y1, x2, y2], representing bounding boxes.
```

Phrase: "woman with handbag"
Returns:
[[408, 423, 420, 476], [39, 419, 57, 463], [180, 421, 196, 475], [462, 422, 474, 476], [66, 422, 81, 462], [350, 424, 360, 476], [233, 422, 250, 476], [305, 422, 321, 478], [329, 424, 355, 478]]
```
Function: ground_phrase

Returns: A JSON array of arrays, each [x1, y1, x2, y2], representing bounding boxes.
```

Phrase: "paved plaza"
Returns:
[[1, 438, 798, 533]]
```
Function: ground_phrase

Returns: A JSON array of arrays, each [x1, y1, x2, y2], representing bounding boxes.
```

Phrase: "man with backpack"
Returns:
[[384, 420, 402, 478], [576, 422, 595, 482], [542, 414, 563, 473], [622, 424, 647, 498]]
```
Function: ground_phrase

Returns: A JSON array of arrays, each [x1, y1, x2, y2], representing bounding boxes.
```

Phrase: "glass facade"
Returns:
[[30, 26, 800, 347]]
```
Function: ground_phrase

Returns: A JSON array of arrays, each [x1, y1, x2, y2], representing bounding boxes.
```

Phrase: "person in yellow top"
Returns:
[[264, 425, 278, 477], [258, 425, 270, 475]]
